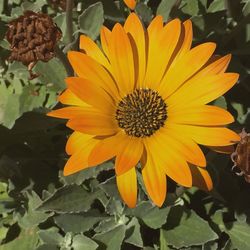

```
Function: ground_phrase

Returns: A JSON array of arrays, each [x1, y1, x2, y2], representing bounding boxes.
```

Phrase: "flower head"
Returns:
[[48, 14, 240, 207], [6, 11, 62, 79]]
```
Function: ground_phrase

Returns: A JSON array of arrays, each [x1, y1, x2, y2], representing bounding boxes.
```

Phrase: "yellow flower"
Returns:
[[48, 14, 240, 208], [123, 0, 136, 10]]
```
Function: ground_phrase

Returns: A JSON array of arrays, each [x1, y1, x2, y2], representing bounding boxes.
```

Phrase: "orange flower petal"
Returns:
[[116, 168, 137, 208], [66, 77, 116, 113], [109, 23, 135, 95], [115, 137, 143, 175], [79, 35, 111, 70], [67, 51, 119, 98], [209, 145, 235, 154], [145, 133, 193, 187], [58, 89, 87, 107], [66, 113, 118, 136], [100, 26, 111, 57], [173, 19, 193, 62], [159, 42, 216, 98], [195, 54, 232, 77], [124, 13, 146, 88], [168, 105, 234, 126], [64, 137, 99, 175], [123, 0, 136, 10], [159, 127, 206, 167], [142, 149, 167, 207], [167, 73, 239, 108], [145, 18, 181, 89], [189, 165, 213, 192], [66, 131, 94, 155], [167, 124, 240, 146], [88, 132, 127, 166], [47, 106, 97, 119]]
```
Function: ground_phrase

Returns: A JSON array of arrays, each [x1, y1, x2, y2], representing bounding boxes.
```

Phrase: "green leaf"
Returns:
[[127, 201, 170, 229], [226, 222, 250, 250], [135, 3, 152, 24], [231, 102, 250, 124], [38, 227, 63, 245], [54, 211, 107, 233], [37, 185, 103, 213], [125, 218, 143, 248], [181, 0, 199, 16], [17, 191, 53, 229], [156, 0, 176, 22], [0, 229, 39, 250], [60, 161, 113, 185], [207, 0, 225, 13], [34, 58, 66, 92], [162, 207, 218, 248], [36, 244, 59, 250], [94, 225, 126, 250], [160, 229, 170, 250], [72, 234, 98, 250], [0, 82, 21, 129], [78, 2, 104, 40], [213, 96, 227, 109]]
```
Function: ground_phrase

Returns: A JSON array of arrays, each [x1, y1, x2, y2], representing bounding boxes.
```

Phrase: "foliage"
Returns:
[[0, 0, 249, 249]]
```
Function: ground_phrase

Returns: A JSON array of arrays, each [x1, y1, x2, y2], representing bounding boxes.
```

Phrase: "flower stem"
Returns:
[[66, 0, 74, 44], [55, 46, 74, 76]]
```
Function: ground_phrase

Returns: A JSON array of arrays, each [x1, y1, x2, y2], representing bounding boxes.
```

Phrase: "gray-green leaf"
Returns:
[[78, 2, 104, 40]]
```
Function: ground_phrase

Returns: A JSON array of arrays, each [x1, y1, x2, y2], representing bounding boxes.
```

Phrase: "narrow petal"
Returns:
[[189, 165, 213, 191], [168, 105, 234, 126], [58, 89, 87, 107], [123, 0, 136, 10], [145, 19, 181, 89], [124, 13, 146, 88], [100, 26, 111, 57], [160, 127, 206, 167], [116, 168, 137, 208], [142, 149, 167, 207], [167, 124, 240, 146], [79, 35, 111, 70], [88, 132, 127, 166], [64, 137, 99, 175], [145, 133, 193, 187], [66, 131, 93, 155], [115, 137, 143, 175], [209, 145, 235, 154], [109, 24, 135, 95], [67, 51, 119, 98], [66, 77, 115, 113], [159, 42, 216, 98], [173, 20, 193, 62], [47, 106, 97, 119], [167, 73, 239, 108], [194, 54, 232, 78], [67, 113, 118, 136]]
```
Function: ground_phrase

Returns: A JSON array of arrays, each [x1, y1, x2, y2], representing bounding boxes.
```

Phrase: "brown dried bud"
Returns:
[[231, 128, 250, 182], [48, 0, 67, 11], [6, 11, 62, 79]]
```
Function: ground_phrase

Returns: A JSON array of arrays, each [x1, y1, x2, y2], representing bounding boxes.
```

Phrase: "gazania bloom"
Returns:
[[48, 13, 240, 207], [123, 0, 136, 10]]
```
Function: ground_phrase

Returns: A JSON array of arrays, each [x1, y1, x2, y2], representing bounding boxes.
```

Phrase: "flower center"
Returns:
[[116, 88, 167, 137]]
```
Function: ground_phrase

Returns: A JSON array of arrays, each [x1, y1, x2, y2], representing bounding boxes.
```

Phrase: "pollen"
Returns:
[[116, 88, 167, 137]]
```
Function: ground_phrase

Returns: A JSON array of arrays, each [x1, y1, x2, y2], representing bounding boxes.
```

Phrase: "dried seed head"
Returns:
[[48, 0, 67, 11], [6, 11, 62, 79], [231, 128, 250, 183]]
